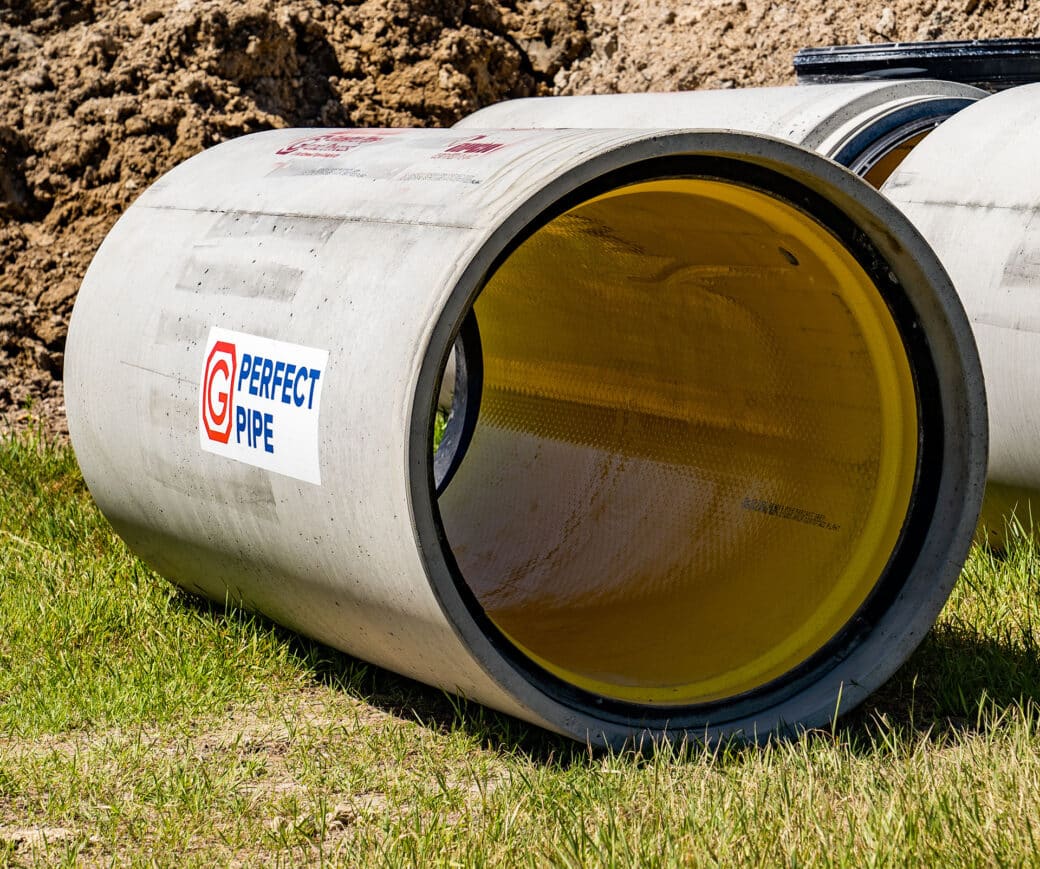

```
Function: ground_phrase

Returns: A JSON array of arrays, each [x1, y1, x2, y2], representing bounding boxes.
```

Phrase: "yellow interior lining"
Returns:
[[437, 177, 919, 706], [863, 130, 931, 188]]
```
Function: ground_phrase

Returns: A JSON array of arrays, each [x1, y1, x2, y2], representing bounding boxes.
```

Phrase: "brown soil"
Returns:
[[0, 0, 1036, 438], [558, 1, 1039, 94]]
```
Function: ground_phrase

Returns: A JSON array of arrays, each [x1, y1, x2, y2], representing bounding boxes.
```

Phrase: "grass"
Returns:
[[3, 431, 1040, 865], [434, 407, 449, 453]]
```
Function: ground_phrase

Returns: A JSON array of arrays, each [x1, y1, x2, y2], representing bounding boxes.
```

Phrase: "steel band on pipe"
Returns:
[[65, 128, 986, 746]]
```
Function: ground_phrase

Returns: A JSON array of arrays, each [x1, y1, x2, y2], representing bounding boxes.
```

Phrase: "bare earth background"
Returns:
[[1, 0, 1036, 437]]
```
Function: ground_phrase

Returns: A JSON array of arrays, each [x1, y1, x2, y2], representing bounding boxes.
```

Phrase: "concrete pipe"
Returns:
[[65, 127, 986, 747], [882, 83, 1040, 548], [456, 80, 985, 188]]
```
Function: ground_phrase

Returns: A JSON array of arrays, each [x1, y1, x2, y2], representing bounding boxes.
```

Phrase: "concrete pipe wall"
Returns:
[[882, 83, 1040, 548], [456, 80, 985, 188], [65, 127, 987, 747]]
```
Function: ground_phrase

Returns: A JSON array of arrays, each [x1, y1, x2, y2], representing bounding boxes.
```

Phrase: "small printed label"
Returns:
[[432, 135, 508, 159], [741, 497, 840, 532], [274, 130, 400, 158], [199, 327, 328, 484], [268, 131, 521, 185]]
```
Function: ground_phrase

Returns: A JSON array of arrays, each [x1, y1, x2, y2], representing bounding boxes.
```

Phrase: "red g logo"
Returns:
[[202, 341, 236, 443]]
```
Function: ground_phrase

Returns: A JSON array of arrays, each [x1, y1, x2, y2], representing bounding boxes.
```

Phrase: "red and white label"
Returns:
[[274, 130, 400, 158], [432, 135, 508, 159], [199, 327, 328, 484], [201, 340, 237, 444]]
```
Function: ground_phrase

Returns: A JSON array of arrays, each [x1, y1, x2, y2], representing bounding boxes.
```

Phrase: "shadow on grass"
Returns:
[[181, 592, 589, 766], [182, 586, 1040, 767], [842, 623, 1040, 741]]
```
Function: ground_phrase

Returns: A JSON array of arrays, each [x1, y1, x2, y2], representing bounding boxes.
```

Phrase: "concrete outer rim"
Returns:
[[406, 129, 989, 747], [793, 79, 987, 151]]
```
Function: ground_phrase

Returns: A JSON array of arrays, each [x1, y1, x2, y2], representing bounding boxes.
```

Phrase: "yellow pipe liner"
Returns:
[[439, 178, 919, 705]]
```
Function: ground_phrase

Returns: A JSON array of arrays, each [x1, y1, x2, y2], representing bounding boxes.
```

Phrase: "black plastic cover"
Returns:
[[794, 39, 1040, 91]]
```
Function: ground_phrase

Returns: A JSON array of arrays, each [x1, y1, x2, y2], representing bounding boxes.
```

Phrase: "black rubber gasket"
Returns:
[[425, 155, 946, 732], [831, 97, 975, 177], [794, 38, 1040, 92]]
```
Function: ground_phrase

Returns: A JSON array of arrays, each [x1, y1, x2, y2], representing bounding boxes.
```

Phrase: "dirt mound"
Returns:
[[0, 0, 590, 435], [558, 1, 1039, 94], [1, 0, 1037, 437]]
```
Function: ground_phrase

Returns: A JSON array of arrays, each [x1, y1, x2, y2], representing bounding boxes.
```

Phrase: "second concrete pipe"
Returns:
[[882, 83, 1040, 547], [456, 79, 986, 187]]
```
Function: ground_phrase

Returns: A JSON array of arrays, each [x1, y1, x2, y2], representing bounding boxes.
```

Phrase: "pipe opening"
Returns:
[[834, 98, 974, 187], [432, 166, 922, 710], [433, 312, 482, 494], [858, 128, 932, 187]]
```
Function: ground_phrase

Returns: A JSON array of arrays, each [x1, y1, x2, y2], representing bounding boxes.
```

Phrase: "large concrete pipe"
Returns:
[[882, 83, 1040, 548], [65, 127, 986, 746], [456, 80, 985, 187]]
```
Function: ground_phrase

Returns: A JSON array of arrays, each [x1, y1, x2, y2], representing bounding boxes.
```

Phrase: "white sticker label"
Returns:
[[199, 327, 328, 484]]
